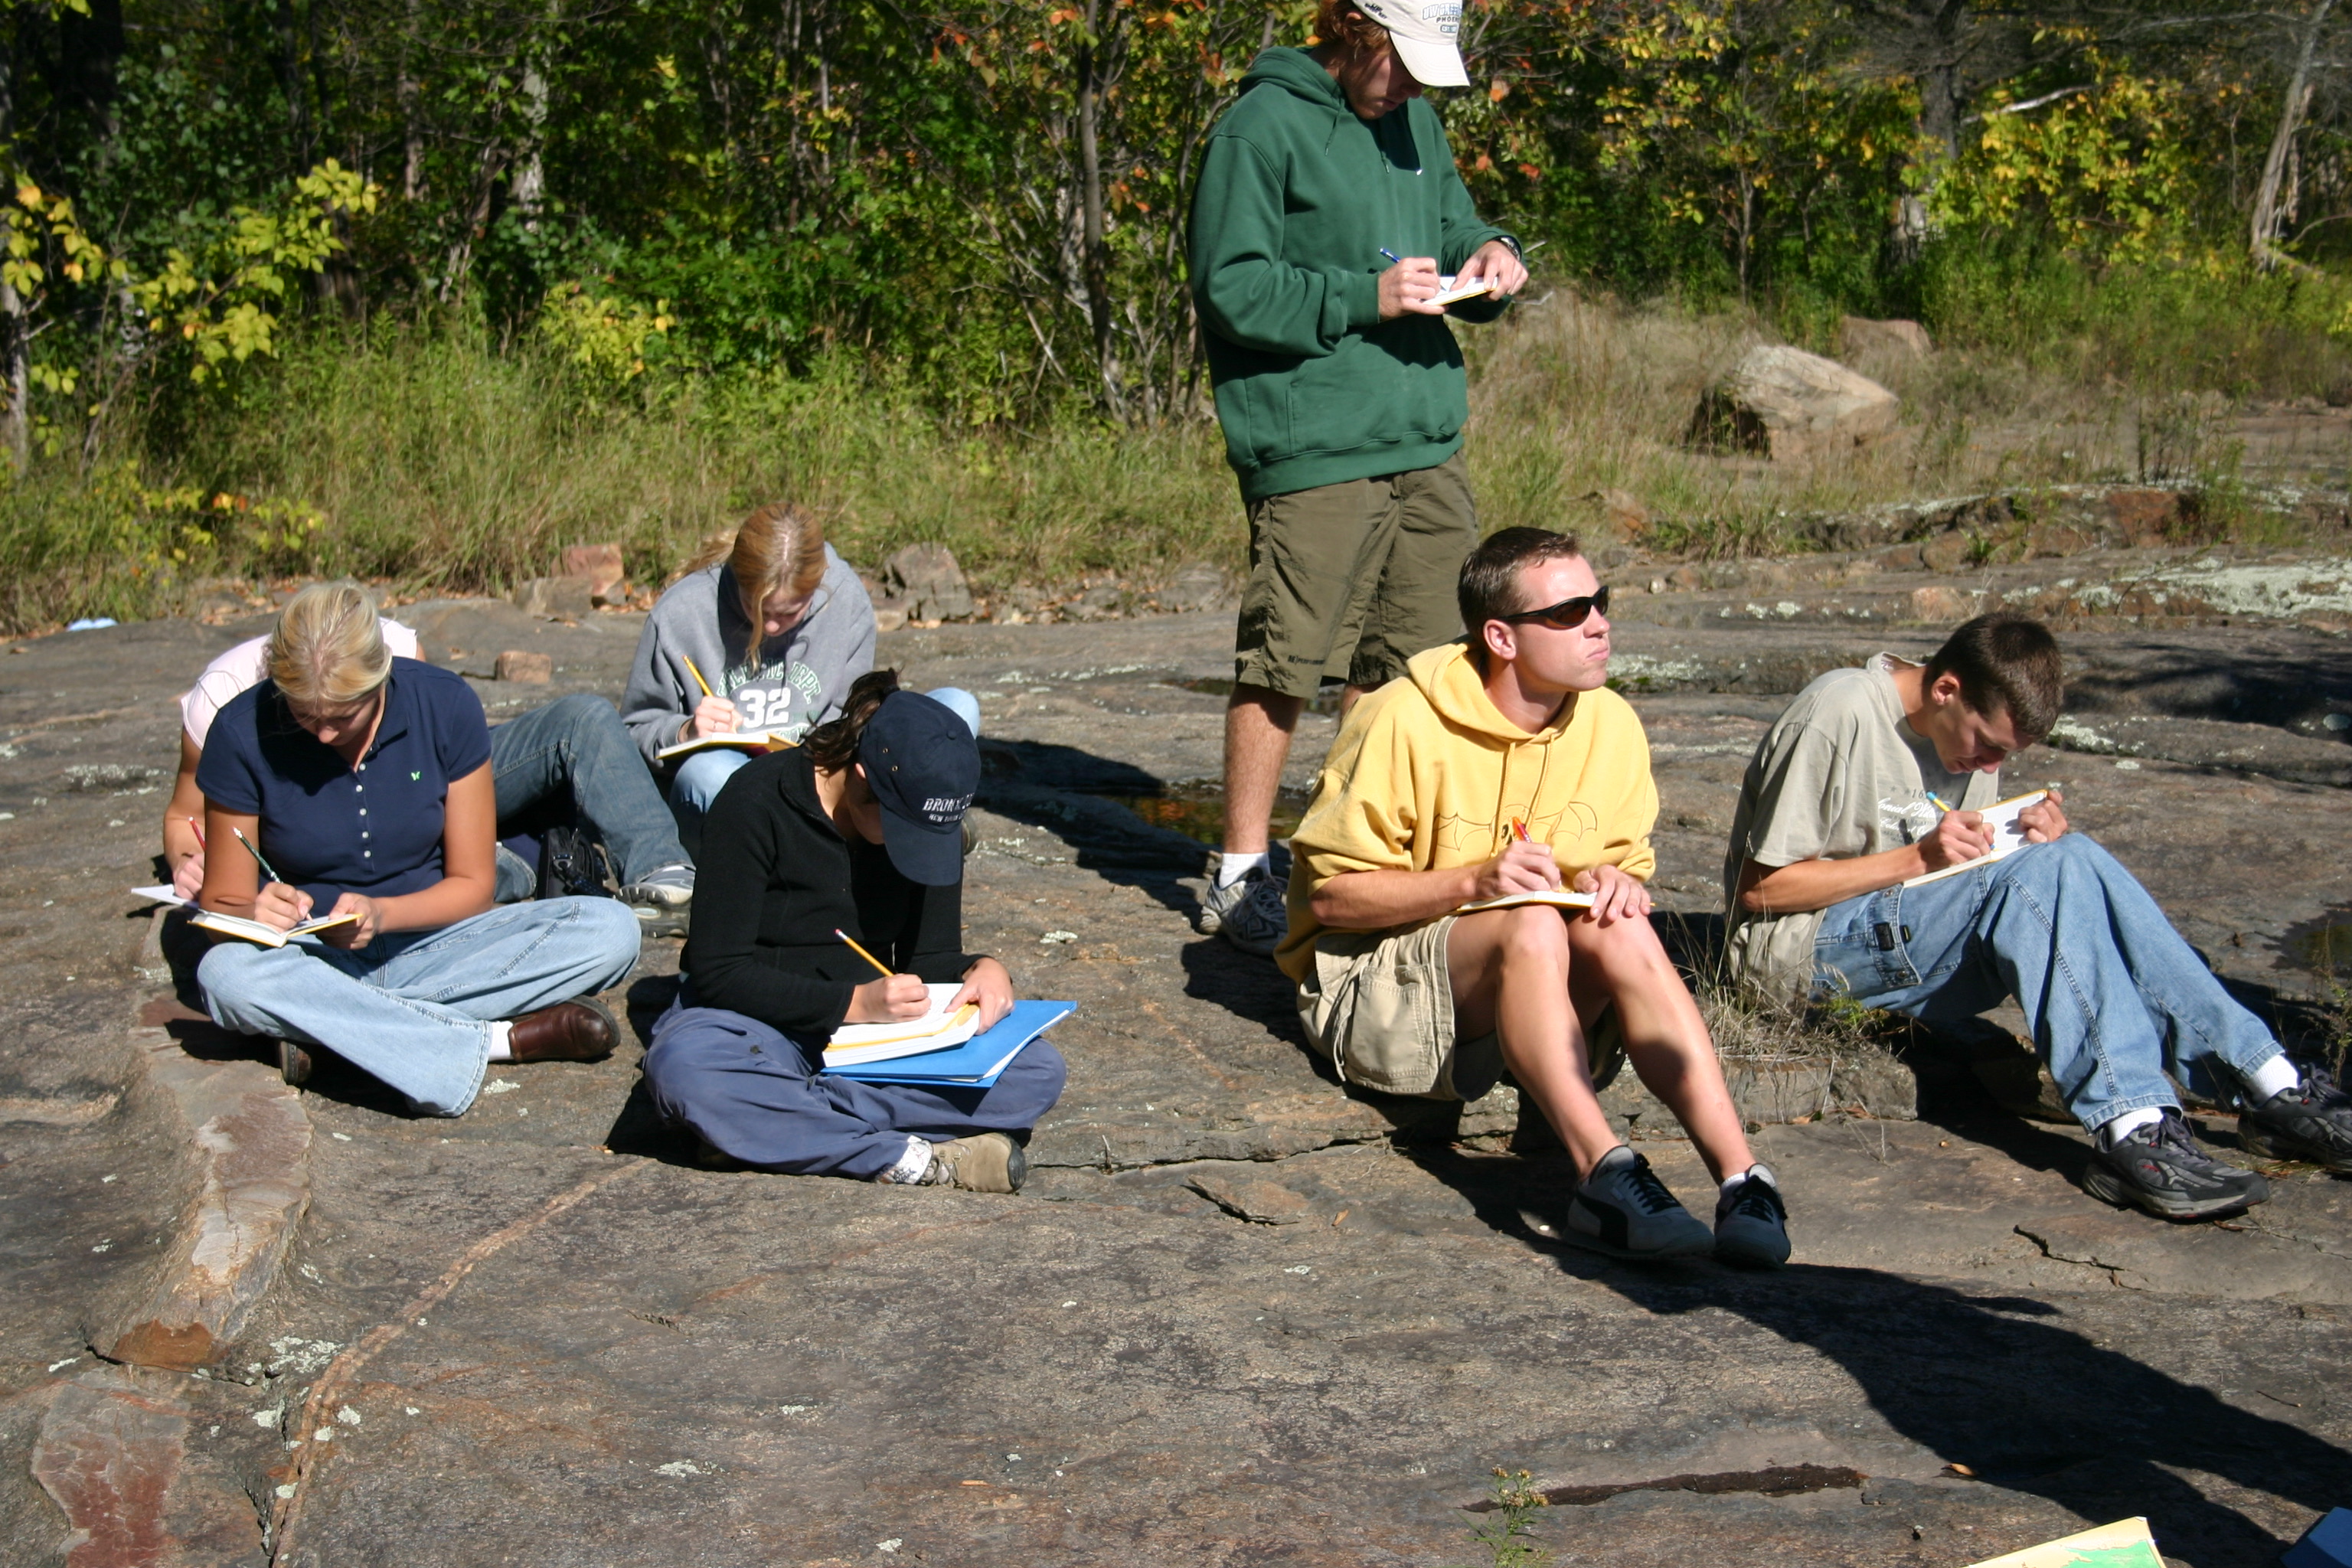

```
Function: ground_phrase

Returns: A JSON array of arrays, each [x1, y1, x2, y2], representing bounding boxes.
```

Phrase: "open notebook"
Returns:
[[1903, 789, 2050, 887], [187, 908, 361, 948], [656, 731, 792, 763], [1457, 887, 1595, 914], [822, 983, 983, 1067]]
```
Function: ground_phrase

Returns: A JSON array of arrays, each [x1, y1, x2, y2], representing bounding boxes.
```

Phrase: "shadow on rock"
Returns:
[[1587, 1263, 2345, 1568]]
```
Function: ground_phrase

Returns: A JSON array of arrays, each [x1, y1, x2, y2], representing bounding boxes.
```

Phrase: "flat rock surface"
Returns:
[[0, 589, 2348, 1566]]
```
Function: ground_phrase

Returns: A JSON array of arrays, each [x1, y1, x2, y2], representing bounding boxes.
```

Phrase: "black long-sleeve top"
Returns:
[[682, 746, 982, 1043]]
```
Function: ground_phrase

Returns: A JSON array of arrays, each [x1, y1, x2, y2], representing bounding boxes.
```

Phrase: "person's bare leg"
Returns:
[[1337, 682, 1374, 721], [1449, 906, 1623, 1176], [1563, 913, 1754, 1183], [1222, 683, 1305, 857]]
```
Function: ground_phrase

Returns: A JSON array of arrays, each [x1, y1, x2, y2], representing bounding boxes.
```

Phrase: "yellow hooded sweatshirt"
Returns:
[[1276, 642, 1659, 982]]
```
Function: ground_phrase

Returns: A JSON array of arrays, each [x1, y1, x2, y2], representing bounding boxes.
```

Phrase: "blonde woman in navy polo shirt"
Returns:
[[193, 583, 642, 1115]]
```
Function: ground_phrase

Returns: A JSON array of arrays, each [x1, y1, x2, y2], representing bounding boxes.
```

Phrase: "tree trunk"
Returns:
[[1, 276, 27, 471], [1076, 0, 1119, 413], [399, 0, 422, 200], [2252, 0, 2336, 271], [270, 0, 315, 172]]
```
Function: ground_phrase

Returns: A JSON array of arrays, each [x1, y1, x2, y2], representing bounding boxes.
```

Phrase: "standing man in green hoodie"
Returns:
[[1189, 0, 1527, 956]]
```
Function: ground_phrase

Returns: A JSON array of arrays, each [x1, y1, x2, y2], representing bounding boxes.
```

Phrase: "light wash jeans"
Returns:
[[492, 694, 691, 884], [667, 686, 980, 861], [198, 898, 642, 1116], [1813, 833, 2285, 1133]]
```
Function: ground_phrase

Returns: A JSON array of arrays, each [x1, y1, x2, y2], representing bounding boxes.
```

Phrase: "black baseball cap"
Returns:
[[859, 691, 980, 886]]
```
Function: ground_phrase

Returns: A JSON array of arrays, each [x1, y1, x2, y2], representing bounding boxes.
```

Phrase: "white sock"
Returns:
[[1722, 1162, 1777, 1200], [882, 1135, 934, 1186], [2247, 1054, 2301, 1102], [1216, 851, 1267, 887], [485, 1021, 515, 1063], [2100, 1106, 2166, 1148]]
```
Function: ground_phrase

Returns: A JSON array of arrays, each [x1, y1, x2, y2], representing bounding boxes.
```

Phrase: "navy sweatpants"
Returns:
[[642, 996, 1067, 1180]]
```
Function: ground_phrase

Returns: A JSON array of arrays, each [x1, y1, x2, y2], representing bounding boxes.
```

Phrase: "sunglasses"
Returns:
[[1498, 584, 1610, 629]]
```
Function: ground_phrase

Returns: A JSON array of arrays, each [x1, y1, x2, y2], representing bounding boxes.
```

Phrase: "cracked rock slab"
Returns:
[[90, 1005, 311, 1372]]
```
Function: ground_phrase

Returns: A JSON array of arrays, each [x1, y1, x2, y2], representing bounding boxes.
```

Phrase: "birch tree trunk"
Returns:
[[2252, 0, 2337, 271]]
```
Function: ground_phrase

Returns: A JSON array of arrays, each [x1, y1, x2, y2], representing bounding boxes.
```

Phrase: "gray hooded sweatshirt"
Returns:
[[622, 545, 876, 766]]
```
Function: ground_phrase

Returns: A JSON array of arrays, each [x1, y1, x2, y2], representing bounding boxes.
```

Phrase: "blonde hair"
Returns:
[[266, 581, 392, 706], [684, 502, 830, 627]]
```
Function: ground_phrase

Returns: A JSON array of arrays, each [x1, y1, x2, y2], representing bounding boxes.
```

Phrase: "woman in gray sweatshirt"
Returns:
[[623, 505, 978, 858]]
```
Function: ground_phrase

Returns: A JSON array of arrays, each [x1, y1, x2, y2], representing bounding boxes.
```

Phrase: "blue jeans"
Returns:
[[492, 694, 690, 884], [666, 686, 981, 861], [1814, 834, 2285, 1132], [642, 995, 1065, 1180], [197, 898, 642, 1116]]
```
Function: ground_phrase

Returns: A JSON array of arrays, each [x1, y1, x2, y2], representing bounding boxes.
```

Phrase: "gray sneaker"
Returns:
[[1564, 1145, 1716, 1260], [622, 864, 694, 937], [2236, 1062, 2352, 1171], [1713, 1165, 1792, 1269], [1197, 861, 1289, 956], [2085, 1109, 2270, 1221]]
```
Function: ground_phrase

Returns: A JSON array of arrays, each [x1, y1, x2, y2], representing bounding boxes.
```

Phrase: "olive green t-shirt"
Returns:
[[1721, 655, 1998, 993]]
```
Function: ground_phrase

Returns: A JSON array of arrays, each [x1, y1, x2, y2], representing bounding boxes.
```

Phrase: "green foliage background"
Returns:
[[0, 0, 2348, 628]]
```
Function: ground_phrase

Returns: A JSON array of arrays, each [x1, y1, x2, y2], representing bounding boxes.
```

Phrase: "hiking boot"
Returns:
[[2084, 1109, 2269, 1222], [1197, 861, 1288, 956], [2236, 1062, 2352, 1171], [276, 1038, 312, 1088], [622, 864, 694, 938], [1713, 1165, 1792, 1269], [919, 1132, 1027, 1194], [1563, 1145, 1715, 1259]]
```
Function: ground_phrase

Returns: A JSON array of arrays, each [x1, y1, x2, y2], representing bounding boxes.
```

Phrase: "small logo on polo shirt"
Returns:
[[410, 770, 421, 780]]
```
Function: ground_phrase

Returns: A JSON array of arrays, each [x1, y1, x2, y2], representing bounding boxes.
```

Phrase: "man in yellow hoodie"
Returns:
[[1279, 527, 1788, 1266]]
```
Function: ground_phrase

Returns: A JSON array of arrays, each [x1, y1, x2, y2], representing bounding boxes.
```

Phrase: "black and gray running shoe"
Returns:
[[1714, 1165, 1792, 1269], [2236, 1062, 2352, 1171], [1564, 1145, 1715, 1259], [2084, 1109, 2270, 1222]]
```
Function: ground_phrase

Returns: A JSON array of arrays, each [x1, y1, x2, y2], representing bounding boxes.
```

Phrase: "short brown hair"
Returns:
[[1459, 526, 1585, 645], [1312, 0, 1387, 52], [1923, 612, 2065, 743]]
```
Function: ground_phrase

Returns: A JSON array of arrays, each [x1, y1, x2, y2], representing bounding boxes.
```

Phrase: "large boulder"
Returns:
[[877, 543, 975, 622], [1692, 344, 1900, 462]]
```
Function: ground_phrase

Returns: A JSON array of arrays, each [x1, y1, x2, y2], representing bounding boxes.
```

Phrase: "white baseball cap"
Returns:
[[1351, 0, 1468, 88]]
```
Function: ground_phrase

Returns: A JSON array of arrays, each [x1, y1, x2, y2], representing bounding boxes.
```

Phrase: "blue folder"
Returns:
[[820, 1001, 1073, 1087]]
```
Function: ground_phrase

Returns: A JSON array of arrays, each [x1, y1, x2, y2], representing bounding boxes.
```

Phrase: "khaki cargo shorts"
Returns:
[[1297, 916, 1628, 1103], [1233, 450, 1478, 699], [1296, 916, 1502, 1101]]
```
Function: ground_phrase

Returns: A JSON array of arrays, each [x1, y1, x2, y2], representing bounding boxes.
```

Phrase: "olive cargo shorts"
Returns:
[[1232, 451, 1478, 699]]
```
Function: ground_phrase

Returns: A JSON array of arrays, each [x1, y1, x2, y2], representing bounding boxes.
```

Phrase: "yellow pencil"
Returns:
[[834, 926, 895, 978], [682, 657, 714, 699]]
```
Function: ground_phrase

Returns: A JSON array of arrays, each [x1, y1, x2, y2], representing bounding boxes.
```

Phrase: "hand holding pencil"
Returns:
[[837, 927, 932, 1023], [682, 657, 738, 740]]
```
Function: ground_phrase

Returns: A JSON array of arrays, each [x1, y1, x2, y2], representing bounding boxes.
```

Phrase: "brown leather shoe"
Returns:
[[505, 997, 619, 1063], [276, 1039, 312, 1086]]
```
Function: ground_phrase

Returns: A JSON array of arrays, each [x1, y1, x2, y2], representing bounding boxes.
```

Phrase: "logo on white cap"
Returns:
[[1351, 0, 1470, 87]]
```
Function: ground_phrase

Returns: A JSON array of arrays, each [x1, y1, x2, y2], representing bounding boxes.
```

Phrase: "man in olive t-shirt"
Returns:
[[1724, 613, 2352, 1223]]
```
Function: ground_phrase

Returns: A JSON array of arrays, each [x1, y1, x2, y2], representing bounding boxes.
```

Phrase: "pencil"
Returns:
[[834, 927, 895, 978], [231, 826, 282, 885], [682, 657, 714, 699], [185, 815, 206, 848], [1511, 818, 1529, 842], [1926, 792, 1953, 812]]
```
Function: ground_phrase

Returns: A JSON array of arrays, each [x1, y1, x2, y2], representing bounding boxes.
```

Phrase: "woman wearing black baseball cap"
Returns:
[[640, 670, 1064, 1190]]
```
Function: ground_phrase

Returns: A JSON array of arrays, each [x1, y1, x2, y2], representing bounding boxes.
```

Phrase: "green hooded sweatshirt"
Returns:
[[1189, 47, 1515, 502]]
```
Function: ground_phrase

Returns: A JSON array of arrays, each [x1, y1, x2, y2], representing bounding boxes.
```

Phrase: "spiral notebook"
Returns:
[[821, 1001, 1073, 1087]]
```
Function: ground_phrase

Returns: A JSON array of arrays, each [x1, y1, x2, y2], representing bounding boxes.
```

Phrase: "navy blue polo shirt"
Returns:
[[195, 658, 492, 906]]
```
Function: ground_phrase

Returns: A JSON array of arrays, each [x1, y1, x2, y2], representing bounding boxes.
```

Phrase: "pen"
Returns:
[[1511, 818, 1529, 841], [682, 657, 714, 699], [231, 826, 282, 886], [185, 815, 206, 848], [1379, 247, 1402, 264], [1925, 792, 1952, 812], [835, 927, 896, 979]]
